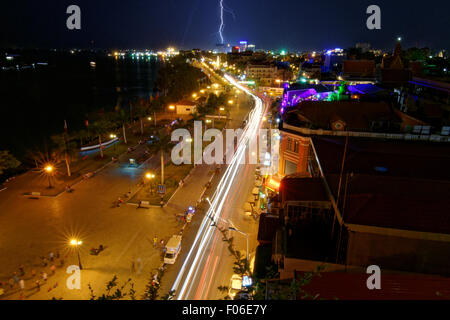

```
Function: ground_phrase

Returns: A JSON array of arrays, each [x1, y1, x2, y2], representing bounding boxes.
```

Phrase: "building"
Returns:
[[356, 42, 371, 53], [278, 100, 433, 176], [342, 60, 376, 80], [175, 100, 197, 115], [246, 64, 293, 87]]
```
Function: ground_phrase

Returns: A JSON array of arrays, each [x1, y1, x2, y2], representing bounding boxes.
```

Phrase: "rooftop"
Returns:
[[311, 136, 450, 234], [176, 100, 197, 106], [297, 271, 450, 300], [279, 177, 329, 203], [285, 101, 400, 131]]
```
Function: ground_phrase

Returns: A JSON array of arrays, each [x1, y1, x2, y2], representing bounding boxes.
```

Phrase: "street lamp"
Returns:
[[70, 239, 83, 270], [145, 172, 156, 194], [228, 226, 249, 262], [205, 198, 249, 263], [44, 164, 54, 188]]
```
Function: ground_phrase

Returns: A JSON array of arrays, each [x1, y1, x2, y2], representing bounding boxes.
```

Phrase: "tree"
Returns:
[[0, 150, 21, 175], [112, 108, 130, 145], [88, 276, 136, 300], [134, 102, 148, 136], [50, 134, 78, 177], [92, 118, 115, 159], [147, 131, 174, 186]]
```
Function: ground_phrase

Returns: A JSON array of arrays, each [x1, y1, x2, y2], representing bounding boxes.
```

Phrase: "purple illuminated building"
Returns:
[[281, 83, 334, 113]]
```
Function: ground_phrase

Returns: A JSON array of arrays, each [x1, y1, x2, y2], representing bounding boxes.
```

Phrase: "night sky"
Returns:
[[1, 0, 449, 51]]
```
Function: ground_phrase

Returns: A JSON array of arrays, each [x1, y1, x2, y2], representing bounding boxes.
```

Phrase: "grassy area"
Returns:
[[130, 163, 194, 205]]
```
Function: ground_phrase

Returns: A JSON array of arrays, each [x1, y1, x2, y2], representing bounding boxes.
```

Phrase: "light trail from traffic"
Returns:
[[171, 68, 265, 300]]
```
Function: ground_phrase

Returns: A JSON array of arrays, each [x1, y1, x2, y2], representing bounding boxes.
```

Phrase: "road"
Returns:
[[170, 67, 269, 300]]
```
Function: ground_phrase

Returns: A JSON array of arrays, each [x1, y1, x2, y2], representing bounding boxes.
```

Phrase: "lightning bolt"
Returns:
[[218, 0, 225, 44]]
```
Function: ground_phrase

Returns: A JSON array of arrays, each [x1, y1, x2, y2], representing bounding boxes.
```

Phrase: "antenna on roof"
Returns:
[[331, 132, 349, 240]]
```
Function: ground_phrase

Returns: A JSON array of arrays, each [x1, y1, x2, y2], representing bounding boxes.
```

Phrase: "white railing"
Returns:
[[282, 123, 450, 142]]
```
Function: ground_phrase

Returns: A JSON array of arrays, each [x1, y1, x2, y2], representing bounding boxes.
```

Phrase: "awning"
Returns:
[[265, 176, 281, 191]]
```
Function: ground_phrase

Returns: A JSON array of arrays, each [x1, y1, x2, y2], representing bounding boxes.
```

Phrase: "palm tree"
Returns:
[[50, 133, 78, 177], [148, 131, 174, 185], [134, 102, 148, 136], [92, 118, 115, 159]]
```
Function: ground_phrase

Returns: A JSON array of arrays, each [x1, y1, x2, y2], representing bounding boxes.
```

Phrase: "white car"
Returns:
[[228, 274, 243, 300]]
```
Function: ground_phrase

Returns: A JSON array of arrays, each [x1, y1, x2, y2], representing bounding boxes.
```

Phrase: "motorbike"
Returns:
[[90, 245, 105, 256]]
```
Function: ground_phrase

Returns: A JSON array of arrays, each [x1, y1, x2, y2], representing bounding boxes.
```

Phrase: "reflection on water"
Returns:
[[0, 52, 161, 158]]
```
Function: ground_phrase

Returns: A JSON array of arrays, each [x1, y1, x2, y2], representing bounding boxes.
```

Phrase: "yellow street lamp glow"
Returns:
[[110, 134, 117, 139], [228, 100, 233, 104], [200, 90, 205, 94], [147, 117, 152, 121], [45, 165, 54, 173], [220, 107, 225, 111], [206, 119, 212, 124], [192, 93, 197, 98], [169, 105, 175, 110], [145, 172, 155, 180], [70, 239, 82, 246]]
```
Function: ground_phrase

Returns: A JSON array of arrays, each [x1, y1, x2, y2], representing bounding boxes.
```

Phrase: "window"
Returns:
[[293, 140, 299, 153], [284, 160, 297, 175], [287, 138, 292, 151]]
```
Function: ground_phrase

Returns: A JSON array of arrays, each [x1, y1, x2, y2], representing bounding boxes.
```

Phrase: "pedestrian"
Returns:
[[42, 257, 48, 267], [42, 272, 48, 281], [59, 258, 65, 267], [13, 272, 19, 284], [136, 257, 143, 275], [160, 240, 164, 249], [153, 236, 158, 248], [18, 265, 25, 276], [19, 279, 25, 291], [50, 265, 56, 275], [56, 251, 60, 259], [35, 280, 40, 291], [49, 252, 54, 262]]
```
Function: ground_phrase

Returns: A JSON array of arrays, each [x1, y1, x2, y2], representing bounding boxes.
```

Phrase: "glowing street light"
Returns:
[[69, 239, 83, 270], [169, 105, 175, 111], [192, 93, 197, 98], [147, 117, 152, 121], [110, 134, 117, 139], [145, 172, 156, 180], [228, 100, 234, 105], [44, 164, 54, 188]]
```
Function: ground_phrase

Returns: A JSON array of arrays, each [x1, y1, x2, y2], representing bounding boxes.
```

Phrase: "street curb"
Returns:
[[22, 142, 145, 199]]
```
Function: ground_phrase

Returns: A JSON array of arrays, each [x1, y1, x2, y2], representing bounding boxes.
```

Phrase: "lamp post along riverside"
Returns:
[[70, 239, 83, 270]]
